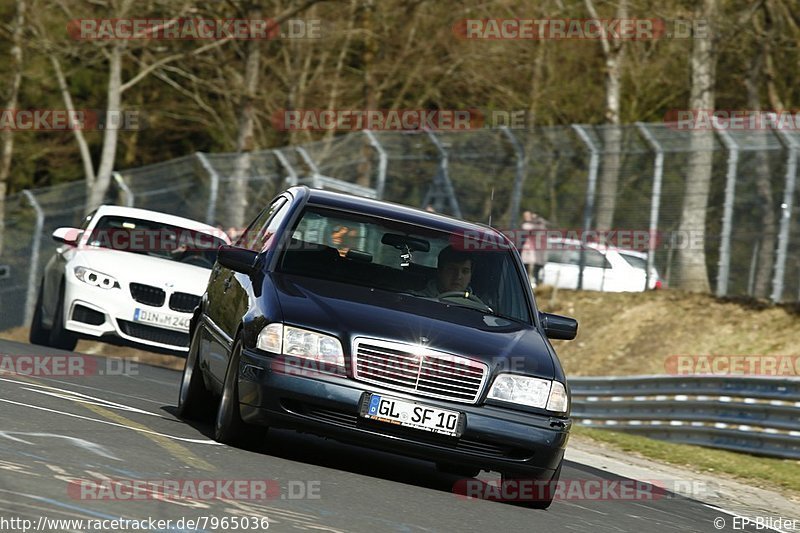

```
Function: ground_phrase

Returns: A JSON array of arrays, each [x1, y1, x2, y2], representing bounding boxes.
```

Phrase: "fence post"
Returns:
[[363, 130, 388, 200], [195, 152, 220, 225], [571, 125, 600, 291], [424, 130, 462, 218], [273, 149, 298, 186], [636, 123, 665, 290], [714, 126, 739, 297], [501, 126, 526, 229], [22, 190, 44, 325], [771, 130, 798, 303], [296, 146, 321, 188], [112, 171, 134, 207]]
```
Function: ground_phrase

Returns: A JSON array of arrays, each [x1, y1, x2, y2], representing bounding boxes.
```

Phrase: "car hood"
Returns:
[[271, 274, 556, 379], [73, 249, 212, 294]]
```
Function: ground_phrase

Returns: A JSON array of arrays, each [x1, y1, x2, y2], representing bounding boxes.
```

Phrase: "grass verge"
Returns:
[[571, 425, 800, 498]]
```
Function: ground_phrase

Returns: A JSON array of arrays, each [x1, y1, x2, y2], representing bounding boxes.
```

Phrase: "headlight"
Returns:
[[73, 266, 119, 289], [487, 374, 569, 413], [256, 323, 345, 367]]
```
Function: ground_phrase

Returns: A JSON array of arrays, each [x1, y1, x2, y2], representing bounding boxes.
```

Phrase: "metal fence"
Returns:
[[570, 375, 800, 459], [1, 123, 799, 331]]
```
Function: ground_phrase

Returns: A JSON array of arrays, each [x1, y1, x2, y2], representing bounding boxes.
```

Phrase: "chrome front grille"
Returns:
[[353, 338, 488, 404]]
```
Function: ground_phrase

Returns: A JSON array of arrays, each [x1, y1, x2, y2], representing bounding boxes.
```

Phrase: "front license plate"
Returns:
[[133, 308, 190, 331], [360, 393, 464, 437]]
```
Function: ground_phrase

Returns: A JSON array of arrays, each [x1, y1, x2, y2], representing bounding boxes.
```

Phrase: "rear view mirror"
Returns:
[[217, 245, 258, 274], [539, 312, 578, 340], [52, 227, 80, 246], [381, 233, 430, 252]]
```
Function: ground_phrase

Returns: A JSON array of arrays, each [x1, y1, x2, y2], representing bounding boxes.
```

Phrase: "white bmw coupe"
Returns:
[[29, 205, 230, 353]]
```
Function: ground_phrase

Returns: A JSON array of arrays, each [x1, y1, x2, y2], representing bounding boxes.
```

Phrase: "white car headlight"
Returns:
[[256, 323, 345, 367], [487, 374, 569, 413], [73, 266, 119, 289]]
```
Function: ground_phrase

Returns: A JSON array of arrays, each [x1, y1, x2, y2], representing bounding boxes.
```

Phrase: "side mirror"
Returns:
[[217, 245, 258, 274], [52, 227, 80, 246], [539, 312, 578, 340], [0, 264, 9, 280]]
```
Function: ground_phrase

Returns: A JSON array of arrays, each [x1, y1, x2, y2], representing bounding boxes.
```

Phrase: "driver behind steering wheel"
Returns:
[[420, 245, 482, 302]]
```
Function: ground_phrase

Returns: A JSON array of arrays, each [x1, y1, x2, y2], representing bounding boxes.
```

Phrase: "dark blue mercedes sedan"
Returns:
[[178, 186, 578, 508]]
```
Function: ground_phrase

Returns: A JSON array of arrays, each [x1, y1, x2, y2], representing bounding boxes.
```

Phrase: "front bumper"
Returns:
[[63, 276, 191, 352], [238, 349, 570, 477]]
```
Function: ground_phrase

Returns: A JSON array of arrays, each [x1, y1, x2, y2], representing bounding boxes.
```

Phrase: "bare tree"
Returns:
[[749, 1, 780, 298], [676, 0, 718, 292], [585, 0, 627, 233], [223, 0, 327, 229], [0, 0, 26, 256]]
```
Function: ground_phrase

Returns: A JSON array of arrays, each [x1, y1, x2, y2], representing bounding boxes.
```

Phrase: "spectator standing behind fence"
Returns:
[[520, 210, 547, 284]]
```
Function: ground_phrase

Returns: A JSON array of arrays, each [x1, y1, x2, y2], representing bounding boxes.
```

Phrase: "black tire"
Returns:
[[177, 326, 214, 421], [214, 338, 267, 446], [501, 460, 562, 510], [28, 281, 51, 346], [49, 283, 77, 351]]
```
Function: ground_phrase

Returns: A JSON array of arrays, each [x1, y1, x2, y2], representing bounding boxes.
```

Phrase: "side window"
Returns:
[[584, 248, 611, 269], [547, 249, 566, 264], [250, 198, 290, 252], [237, 198, 286, 250]]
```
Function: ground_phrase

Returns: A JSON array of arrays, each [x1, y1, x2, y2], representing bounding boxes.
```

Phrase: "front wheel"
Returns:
[[29, 281, 51, 346], [177, 326, 213, 421], [501, 460, 562, 510], [214, 339, 268, 447], [49, 283, 77, 351]]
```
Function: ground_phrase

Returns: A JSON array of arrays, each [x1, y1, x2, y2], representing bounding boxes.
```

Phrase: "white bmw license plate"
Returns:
[[133, 308, 190, 331], [360, 393, 464, 437]]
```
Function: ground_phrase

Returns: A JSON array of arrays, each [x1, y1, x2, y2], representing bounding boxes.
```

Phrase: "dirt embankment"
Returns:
[[535, 287, 800, 377], [0, 326, 185, 371], [3, 288, 799, 377]]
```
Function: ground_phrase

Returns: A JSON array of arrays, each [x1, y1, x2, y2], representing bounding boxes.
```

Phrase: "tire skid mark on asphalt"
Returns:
[[0, 488, 137, 521], [0, 398, 219, 446], [68, 402, 217, 472], [22, 386, 162, 417], [0, 374, 168, 407], [0, 431, 120, 460]]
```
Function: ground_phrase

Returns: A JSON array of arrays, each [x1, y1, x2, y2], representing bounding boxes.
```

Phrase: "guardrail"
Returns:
[[569, 375, 800, 460]]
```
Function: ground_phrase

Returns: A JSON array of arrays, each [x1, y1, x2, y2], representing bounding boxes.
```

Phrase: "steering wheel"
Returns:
[[437, 290, 493, 312]]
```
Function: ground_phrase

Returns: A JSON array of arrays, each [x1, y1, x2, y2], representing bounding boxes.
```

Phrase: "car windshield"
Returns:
[[86, 215, 227, 268], [277, 207, 532, 323]]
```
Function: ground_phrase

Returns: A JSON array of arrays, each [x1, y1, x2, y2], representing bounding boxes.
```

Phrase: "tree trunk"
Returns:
[[224, 1, 262, 230], [749, 5, 777, 298], [586, 0, 626, 233], [676, 0, 718, 292], [0, 0, 26, 256], [87, 43, 124, 213], [356, 0, 377, 188]]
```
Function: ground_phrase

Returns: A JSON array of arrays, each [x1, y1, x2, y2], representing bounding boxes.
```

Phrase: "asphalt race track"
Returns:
[[0, 339, 776, 533]]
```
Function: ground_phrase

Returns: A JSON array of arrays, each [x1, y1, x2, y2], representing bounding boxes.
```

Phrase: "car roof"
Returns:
[[294, 187, 510, 244], [93, 205, 227, 240]]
